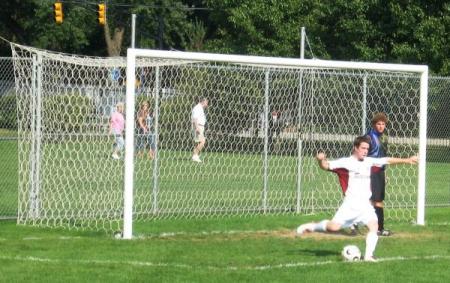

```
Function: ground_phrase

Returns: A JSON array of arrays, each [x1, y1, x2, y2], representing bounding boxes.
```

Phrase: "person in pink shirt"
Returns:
[[110, 102, 125, 159]]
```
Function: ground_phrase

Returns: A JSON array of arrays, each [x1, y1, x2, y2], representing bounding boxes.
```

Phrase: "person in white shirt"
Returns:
[[191, 97, 208, 162], [296, 136, 418, 262]]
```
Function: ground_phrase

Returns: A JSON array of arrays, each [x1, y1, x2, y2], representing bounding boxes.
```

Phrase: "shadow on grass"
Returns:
[[287, 248, 338, 257]]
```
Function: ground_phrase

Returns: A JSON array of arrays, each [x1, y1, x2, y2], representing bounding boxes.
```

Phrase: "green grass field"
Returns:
[[0, 139, 18, 217], [1, 137, 450, 282], [0, 208, 449, 282]]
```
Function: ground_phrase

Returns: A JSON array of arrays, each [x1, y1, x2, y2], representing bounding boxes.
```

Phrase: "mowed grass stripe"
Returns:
[[1, 254, 450, 271]]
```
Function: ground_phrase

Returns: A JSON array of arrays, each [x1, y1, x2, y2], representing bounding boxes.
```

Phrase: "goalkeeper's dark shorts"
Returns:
[[370, 170, 386, 202]]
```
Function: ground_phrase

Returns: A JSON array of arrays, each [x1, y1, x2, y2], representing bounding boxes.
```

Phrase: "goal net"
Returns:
[[11, 44, 428, 236]]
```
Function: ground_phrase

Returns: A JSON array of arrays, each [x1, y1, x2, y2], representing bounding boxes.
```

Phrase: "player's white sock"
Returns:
[[364, 231, 379, 258], [313, 220, 329, 232], [296, 220, 329, 234]]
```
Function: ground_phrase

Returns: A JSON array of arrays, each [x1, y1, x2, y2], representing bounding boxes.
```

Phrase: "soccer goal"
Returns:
[[11, 43, 428, 238]]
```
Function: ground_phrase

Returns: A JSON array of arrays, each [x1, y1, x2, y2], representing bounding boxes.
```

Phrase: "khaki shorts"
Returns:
[[193, 125, 205, 143]]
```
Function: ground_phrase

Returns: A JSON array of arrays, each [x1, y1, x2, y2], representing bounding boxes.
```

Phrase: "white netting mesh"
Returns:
[[299, 71, 420, 221], [12, 43, 423, 232], [12, 44, 127, 231], [0, 57, 17, 219]]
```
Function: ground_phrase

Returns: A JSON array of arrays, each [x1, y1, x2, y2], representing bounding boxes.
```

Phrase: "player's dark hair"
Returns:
[[198, 97, 208, 103], [353, 136, 370, 148], [371, 112, 388, 126]]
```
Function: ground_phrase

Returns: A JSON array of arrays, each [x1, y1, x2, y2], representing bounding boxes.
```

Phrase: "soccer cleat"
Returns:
[[192, 155, 202, 163], [112, 153, 120, 160], [296, 223, 314, 235], [364, 256, 378, 262], [377, 229, 392, 236], [349, 223, 359, 236]]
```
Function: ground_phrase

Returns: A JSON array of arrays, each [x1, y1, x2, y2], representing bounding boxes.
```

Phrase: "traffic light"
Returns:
[[53, 2, 63, 24], [97, 3, 106, 25]]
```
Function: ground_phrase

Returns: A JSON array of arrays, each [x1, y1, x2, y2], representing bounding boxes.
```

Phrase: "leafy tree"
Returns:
[[387, 1, 450, 75], [200, 0, 449, 75], [131, 0, 194, 50], [0, 0, 196, 56], [0, 0, 449, 75], [0, 0, 38, 54], [203, 0, 327, 58], [0, 0, 104, 56], [186, 19, 206, 51]]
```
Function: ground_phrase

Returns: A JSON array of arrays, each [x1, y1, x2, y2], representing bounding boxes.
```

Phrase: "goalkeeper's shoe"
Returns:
[[377, 229, 392, 236], [296, 223, 314, 235]]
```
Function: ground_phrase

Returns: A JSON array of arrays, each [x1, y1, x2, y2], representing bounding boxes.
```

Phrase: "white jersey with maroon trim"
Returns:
[[328, 156, 388, 205]]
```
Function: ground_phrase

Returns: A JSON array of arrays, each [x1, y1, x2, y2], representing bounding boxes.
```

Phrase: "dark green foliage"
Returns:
[[43, 94, 95, 135], [0, 1, 449, 75], [428, 79, 450, 139], [204, 0, 450, 75], [0, 94, 17, 130], [158, 93, 195, 152]]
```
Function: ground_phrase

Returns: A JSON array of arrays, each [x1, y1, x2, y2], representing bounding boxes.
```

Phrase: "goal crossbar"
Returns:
[[129, 48, 428, 73]]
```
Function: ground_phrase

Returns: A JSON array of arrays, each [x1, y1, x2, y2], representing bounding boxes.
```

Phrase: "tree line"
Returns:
[[0, 0, 449, 75]]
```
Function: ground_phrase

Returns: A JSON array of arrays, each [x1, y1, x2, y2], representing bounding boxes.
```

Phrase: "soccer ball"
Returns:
[[341, 245, 361, 261], [113, 231, 123, 239]]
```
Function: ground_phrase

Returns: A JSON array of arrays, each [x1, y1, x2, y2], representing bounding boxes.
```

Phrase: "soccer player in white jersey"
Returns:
[[191, 97, 208, 162], [296, 136, 418, 262]]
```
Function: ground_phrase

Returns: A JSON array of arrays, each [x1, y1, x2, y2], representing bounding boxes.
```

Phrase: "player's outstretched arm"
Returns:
[[387, 155, 418, 165], [316, 152, 330, 170]]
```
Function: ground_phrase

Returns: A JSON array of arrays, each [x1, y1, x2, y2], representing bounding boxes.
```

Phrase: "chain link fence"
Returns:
[[0, 57, 449, 220], [0, 57, 17, 219], [426, 77, 450, 206]]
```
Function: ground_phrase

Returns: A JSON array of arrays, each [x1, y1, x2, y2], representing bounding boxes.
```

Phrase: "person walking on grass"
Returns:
[[110, 102, 125, 160], [191, 97, 208, 163], [136, 101, 155, 159], [296, 136, 418, 262]]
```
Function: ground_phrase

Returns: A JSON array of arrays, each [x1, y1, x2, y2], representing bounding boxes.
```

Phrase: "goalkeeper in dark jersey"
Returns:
[[366, 112, 391, 236]]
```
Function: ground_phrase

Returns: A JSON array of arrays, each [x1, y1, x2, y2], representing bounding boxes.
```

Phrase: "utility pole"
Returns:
[[300, 27, 305, 59], [131, 14, 136, 48]]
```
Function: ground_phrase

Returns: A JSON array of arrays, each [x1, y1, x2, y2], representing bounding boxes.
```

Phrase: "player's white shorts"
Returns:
[[193, 125, 205, 143], [332, 199, 377, 228]]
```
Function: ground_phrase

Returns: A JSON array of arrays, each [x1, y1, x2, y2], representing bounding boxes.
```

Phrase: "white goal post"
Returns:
[[124, 48, 428, 239]]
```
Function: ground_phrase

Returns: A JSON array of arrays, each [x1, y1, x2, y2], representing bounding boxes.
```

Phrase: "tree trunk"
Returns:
[[104, 21, 124, 57]]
